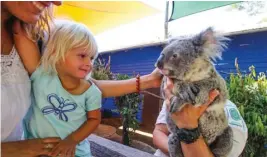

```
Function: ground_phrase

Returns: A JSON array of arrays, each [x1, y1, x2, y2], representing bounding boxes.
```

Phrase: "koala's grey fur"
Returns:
[[156, 28, 233, 157]]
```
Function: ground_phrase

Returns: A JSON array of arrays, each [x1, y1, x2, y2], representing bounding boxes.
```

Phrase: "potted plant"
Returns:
[[114, 74, 142, 146]]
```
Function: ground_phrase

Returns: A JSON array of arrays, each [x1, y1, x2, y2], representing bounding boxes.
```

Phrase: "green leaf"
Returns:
[[227, 65, 267, 156]]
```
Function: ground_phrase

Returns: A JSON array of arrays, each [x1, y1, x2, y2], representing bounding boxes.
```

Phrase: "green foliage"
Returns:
[[114, 74, 142, 145], [91, 56, 114, 80], [227, 61, 267, 157], [91, 56, 143, 145], [91, 56, 115, 118]]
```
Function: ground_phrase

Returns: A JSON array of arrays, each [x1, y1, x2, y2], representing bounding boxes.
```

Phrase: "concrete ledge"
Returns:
[[88, 134, 156, 157]]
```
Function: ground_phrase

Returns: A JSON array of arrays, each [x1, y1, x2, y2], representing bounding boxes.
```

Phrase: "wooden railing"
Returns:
[[88, 134, 156, 157]]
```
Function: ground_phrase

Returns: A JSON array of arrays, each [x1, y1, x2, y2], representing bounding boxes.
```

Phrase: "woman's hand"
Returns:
[[1, 137, 60, 157], [164, 78, 219, 129], [50, 135, 77, 157]]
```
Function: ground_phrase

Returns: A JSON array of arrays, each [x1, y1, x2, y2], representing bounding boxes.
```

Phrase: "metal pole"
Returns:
[[164, 1, 169, 39]]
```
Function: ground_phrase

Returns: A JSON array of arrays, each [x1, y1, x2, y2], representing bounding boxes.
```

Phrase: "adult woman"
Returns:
[[1, 1, 162, 156]]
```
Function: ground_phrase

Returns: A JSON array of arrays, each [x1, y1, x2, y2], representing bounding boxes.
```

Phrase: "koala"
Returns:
[[155, 28, 233, 157]]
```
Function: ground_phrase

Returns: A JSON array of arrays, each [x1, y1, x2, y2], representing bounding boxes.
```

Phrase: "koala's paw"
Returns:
[[178, 84, 199, 104], [170, 96, 179, 113], [168, 134, 183, 157]]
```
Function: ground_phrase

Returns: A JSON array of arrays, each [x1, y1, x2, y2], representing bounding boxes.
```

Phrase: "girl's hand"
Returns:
[[164, 78, 220, 129], [50, 135, 77, 157], [148, 68, 163, 88]]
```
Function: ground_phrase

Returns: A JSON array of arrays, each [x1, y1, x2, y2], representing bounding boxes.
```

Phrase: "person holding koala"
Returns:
[[153, 81, 247, 157], [153, 28, 248, 157]]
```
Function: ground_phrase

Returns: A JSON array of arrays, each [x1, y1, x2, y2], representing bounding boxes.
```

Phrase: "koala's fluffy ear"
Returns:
[[193, 27, 230, 61]]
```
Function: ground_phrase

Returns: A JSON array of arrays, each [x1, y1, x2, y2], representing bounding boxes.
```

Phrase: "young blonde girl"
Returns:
[[14, 20, 101, 157]]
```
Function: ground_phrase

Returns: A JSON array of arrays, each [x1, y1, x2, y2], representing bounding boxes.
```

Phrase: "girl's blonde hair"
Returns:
[[41, 20, 98, 74]]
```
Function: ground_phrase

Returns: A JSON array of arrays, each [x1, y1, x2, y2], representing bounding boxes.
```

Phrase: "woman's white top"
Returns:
[[1, 47, 31, 142]]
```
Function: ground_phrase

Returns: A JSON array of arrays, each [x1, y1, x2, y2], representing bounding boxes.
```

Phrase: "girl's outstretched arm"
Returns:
[[13, 20, 41, 75], [92, 68, 162, 98]]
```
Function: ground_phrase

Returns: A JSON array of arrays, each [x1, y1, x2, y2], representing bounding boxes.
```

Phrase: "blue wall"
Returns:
[[98, 30, 267, 120], [217, 30, 267, 78], [99, 45, 164, 77], [99, 30, 267, 78]]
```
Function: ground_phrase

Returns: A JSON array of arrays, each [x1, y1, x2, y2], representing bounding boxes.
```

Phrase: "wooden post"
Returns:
[[164, 1, 169, 39], [122, 114, 130, 146]]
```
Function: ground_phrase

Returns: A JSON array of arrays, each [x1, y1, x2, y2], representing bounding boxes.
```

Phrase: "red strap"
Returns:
[[136, 74, 140, 93]]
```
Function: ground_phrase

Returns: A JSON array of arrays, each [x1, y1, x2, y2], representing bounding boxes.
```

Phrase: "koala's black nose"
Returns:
[[156, 60, 164, 69], [156, 54, 164, 69]]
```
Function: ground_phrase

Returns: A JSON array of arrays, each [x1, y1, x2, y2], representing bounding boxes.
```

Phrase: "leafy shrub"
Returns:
[[114, 74, 143, 146], [227, 60, 267, 157]]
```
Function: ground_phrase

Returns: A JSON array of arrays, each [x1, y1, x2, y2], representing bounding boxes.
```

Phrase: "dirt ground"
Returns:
[[99, 118, 156, 151]]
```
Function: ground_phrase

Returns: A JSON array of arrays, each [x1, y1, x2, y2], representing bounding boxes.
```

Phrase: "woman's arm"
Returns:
[[13, 20, 40, 75], [153, 124, 170, 156], [180, 137, 214, 157], [92, 69, 162, 98], [153, 124, 214, 157], [1, 138, 60, 157]]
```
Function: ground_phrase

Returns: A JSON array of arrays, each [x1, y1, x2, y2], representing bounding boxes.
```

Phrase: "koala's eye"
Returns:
[[172, 54, 177, 58]]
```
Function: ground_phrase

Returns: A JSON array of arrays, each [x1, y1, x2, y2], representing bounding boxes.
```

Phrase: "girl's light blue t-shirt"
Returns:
[[24, 66, 101, 157]]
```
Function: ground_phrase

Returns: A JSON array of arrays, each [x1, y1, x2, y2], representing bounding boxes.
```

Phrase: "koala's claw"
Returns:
[[190, 85, 200, 95], [178, 84, 198, 104], [170, 96, 178, 113], [188, 85, 199, 103]]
